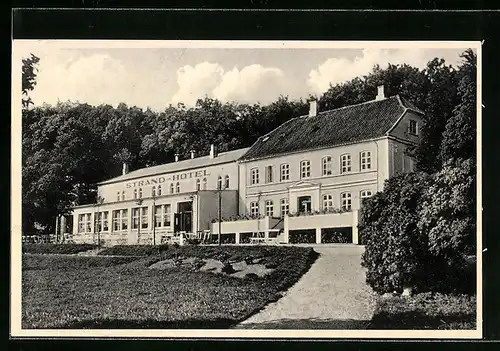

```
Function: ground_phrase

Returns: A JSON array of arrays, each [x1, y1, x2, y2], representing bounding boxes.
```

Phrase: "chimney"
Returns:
[[376, 85, 385, 100], [122, 162, 129, 175], [309, 99, 317, 117], [175, 153, 179, 162], [190, 150, 195, 159], [210, 144, 218, 158]]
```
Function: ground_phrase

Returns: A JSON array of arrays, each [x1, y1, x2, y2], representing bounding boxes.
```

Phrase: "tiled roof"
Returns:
[[240, 95, 421, 161], [99, 147, 250, 185]]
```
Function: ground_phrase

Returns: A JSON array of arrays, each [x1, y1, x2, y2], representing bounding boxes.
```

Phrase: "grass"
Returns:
[[22, 246, 318, 329], [22, 243, 97, 255], [369, 292, 476, 330]]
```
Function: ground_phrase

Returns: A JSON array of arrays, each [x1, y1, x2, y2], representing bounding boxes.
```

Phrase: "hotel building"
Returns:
[[69, 86, 423, 246]]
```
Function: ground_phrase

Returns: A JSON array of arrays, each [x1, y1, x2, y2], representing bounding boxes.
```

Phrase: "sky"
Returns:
[[16, 41, 471, 112]]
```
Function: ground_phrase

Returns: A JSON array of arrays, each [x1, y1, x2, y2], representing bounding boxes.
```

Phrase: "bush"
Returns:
[[360, 167, 476, 294], [22, 254, 138, 270], [98, 244, 170, 257], [22, 243, 97, 255], [186, 238, 201, 246], [360, 172, 433, 294]]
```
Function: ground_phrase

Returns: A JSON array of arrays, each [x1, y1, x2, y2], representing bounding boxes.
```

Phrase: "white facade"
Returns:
[[68, 93, 423, 245]]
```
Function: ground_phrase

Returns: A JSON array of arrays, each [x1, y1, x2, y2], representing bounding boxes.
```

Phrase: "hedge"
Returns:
[[22, 243, 97, 255]]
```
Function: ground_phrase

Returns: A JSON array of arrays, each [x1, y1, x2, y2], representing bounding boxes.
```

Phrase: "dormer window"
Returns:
[[408, 120, 418, 135]]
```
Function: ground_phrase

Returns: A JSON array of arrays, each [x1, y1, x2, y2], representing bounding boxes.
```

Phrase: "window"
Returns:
[[250, 201, 259, 216], [341, 154, 351, 173], [300, 160, 311, 179], [78, 213, 91, 233], [101, 211, 109, 231], [78, 214, 85, 233], [155, 204, 171, 227], [265, 200, 274, 217], [322, 156, 332, 176], [360, 151, 372, 170], [251, 168, 259, 185], [133, 207, 148, 229], [280, 198, 289, 218], [265, 165, 273, 183], [409, 119, 418, 135], [121, 191, 125, 201], [117, 192, 120, 202], [132, 208, 140, 229], [217, 176, 223, 190], [164, 204, 171, 226], [170, 183, 174, 194], [134, 189, 137, 199], [323, 194, 334, 210], [360, 190, 373, 200], [280, 164, 290, 181], [225, 175, 230, 189], [176, 182, 180, 193], [95, 211, 109, 232], [141, 207, 148, 229], [202, 178, 207, 190], [139, 188, 143, 199], [152, 186, 156, 197], [157, 185, 162, 196], [196, 179, 201, 191], [112, 209, 128, 231], [341, 192, 352, 210]]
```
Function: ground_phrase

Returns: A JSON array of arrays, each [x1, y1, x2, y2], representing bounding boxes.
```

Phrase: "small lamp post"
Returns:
[[152, 192, 157, 246], [136, 198, 143, 244], [95, 196, 104, 248], [216, 181, 225, 246]]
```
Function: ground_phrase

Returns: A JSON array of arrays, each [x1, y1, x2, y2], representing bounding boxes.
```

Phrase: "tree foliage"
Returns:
[[360, 172, 433, 293], [22, 54, 40, 110], [360, 49, 477, 294], [440, 49, 477, 164]]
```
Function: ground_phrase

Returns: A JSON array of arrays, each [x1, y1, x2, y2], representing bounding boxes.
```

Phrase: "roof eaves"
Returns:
[[239, 135, 389, 163], [98, 149, 248, 186]]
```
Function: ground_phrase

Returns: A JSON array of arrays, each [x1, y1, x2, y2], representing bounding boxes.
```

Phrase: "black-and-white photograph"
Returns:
[[12, 40, 481, 338]]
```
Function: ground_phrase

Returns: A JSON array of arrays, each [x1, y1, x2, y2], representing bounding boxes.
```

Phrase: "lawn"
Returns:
[[369, 292, 476, 330], [22, 245, 318, 329]]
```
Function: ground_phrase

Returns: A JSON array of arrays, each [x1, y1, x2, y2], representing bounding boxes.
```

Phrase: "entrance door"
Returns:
[[298, 196, 312, 213], [176, 201, 193, 232]]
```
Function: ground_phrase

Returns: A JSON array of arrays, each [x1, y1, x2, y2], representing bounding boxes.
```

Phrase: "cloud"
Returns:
[[213, 64, 286, 104], [171, 62, 224, 106], [172, 62, 286, 106], [29, 51, 139, 108], [307, 48, 439, 95]]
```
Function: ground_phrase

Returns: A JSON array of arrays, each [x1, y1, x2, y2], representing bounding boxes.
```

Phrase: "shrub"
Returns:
[[22, 243, 97, 255], [22, 254, 138, 270], [360, 172, 433, 294], [186, 238, 201, 246], [98, 244, 170, 257], [360, 167, 476, 294]]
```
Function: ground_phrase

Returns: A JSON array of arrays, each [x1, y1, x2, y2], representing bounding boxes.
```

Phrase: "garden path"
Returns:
[[235, 245, 378, 329]]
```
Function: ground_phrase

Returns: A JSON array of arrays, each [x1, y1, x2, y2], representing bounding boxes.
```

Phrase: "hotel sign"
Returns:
[[125, 169, 210, 188]]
